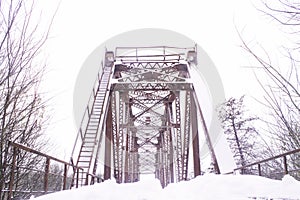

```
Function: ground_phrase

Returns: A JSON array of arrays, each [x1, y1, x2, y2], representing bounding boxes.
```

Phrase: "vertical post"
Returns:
[[168, 130, 174, 183], [124, 133, 129, 183], [92, 176, 95, 185], [76, 168, 79, 188], [8, 146, 17, 200], [85, 173, 89, 185], [44, 157, 50, 194], [104, 103, 112, 180], [133, 136, 139, 182], [191, 95, 201, 177], [192, 92, 220, 174], [63, 163, 67, 190], [161, 151, 165, 188], [283, 156, 288, 175], [258, 164, 261, 176]]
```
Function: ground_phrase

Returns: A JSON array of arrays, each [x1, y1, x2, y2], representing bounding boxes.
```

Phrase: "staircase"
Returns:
[[75, 51, 114, 186]]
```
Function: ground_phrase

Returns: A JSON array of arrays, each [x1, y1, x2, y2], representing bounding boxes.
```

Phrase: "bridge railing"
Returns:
[[231, 148, 300, 180], [2, 141, 101, 199], [115, 46, 195, 62]]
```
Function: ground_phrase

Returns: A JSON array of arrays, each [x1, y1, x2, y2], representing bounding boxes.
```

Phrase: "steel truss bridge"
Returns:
[[4, 46, 300, 199], [71, 46, 220, 187]]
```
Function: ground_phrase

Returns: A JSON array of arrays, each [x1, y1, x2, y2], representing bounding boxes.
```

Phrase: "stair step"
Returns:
[[85, 131, 96, 133], [82, 144, 95, 147], [83, 141, 95, 145], [88, 125, 98, 127], [85, 137, 96, 140], [84, 140, 96, 143], [92, 108, 103, 111], [88, 122, 98, 125], [79, 156, 93, 158], [95, 100, 103, 105], [83, 144, 95, 147], [93, 109, 102, 112], [81, 150, 93, 153], [87, 124, 98, 127], [90, 118, 100, 120], [82, 147, 94, 150], [85, 131, 97, 134], [84, 141, 96, 144], [85, 133, 96, 135]]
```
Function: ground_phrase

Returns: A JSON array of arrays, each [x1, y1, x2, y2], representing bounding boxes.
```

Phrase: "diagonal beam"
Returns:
[[132, 94, 171, 121]]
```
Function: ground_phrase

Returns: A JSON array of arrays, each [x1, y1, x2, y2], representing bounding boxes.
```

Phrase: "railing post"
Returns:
[[63, 163, 67, 190], [76, 168, 79, 188], [85, 173, 89, 185], [283, 155, 288, 175], [44, 157, 50, 194], [258, 164, 261, 176], [91, 176, 95, 185], [8, 146, 17, 200]]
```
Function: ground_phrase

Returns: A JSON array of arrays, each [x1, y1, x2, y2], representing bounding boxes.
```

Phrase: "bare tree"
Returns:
[[259, 1, 300, 36], [218, 95, 259, 174], [0, 1, 55, 199], [240, 1, 300, 152], [238, 1, 300, 178]]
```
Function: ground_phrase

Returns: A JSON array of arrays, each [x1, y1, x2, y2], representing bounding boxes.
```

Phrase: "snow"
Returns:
[[31, 174, 300, 200]]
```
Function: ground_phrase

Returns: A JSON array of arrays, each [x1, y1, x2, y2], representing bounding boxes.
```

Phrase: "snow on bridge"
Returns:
[[32, 174, 300, 200]]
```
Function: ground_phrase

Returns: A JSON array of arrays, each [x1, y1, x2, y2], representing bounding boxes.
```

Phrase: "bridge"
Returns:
[[71, 46, 220, 187], [2, 46, 300, 200]]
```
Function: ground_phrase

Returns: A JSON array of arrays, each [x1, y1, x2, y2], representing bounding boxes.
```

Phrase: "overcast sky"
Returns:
[[37, 0, 288, 166]]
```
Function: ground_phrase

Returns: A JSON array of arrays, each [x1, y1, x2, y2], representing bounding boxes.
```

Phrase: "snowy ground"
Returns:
[[32, 174, 300, 200]]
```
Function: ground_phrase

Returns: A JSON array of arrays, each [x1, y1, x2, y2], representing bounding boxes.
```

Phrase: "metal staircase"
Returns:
[[73, 51, 114, 186]]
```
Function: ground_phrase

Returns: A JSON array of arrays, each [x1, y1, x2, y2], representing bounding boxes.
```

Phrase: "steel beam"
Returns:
[[104, 102, 112, 180], [191, 94, 201, 177]]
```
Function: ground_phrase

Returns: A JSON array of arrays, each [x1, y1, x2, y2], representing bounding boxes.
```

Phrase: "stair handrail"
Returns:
[[70, 60, 105, 164]]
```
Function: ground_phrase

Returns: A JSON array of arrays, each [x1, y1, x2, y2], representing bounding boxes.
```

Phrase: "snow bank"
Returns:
[[32, 174, 300, 200]]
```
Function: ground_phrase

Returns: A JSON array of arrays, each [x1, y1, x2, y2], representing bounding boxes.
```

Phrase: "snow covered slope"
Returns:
[[32, 174, 300, 200]]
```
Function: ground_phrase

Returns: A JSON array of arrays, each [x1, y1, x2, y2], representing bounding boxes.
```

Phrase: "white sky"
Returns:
[[36, 0, 288, 163]]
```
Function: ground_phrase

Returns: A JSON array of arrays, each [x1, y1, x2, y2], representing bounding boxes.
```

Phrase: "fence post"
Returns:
[[258, 164, 261, 176], [44, 157, 50, 193], [63, 163, 67, 190], [283, 155, 288, 175], [8, 146, 17, 199]]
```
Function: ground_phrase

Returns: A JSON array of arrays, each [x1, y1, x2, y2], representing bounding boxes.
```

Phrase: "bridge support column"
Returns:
[[104, 103, 112, 180], [191, 95, 201, 177]]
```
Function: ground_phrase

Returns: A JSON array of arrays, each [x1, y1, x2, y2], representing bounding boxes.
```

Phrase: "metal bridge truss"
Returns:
[[72, 46, 220, 187]]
